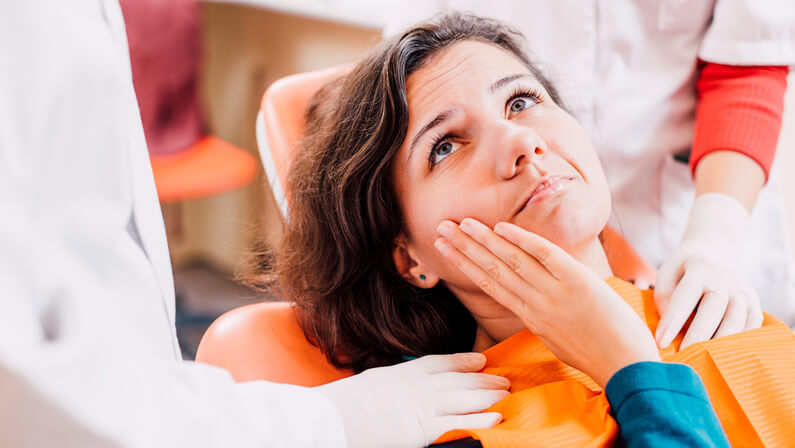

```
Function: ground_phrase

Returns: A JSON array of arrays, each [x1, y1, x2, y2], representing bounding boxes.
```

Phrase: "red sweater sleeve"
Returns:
[[690, 62, 789, 182]]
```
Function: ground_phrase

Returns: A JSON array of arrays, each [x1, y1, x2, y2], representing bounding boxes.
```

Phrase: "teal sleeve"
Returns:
[[605, 362, 730, 448]]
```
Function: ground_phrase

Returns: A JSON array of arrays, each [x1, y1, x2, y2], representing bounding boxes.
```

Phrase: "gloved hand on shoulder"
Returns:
[[317, 352, 509, 448]]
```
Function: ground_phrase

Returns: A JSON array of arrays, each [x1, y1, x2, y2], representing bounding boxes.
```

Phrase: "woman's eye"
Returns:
[[507, 96, 539, 117], [430, 140, 462, 165]]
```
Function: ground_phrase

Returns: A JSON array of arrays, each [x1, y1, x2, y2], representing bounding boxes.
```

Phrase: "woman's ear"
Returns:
[[392, 233, 440, 289]]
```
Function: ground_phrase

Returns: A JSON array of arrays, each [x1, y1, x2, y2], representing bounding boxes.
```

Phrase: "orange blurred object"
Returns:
[[121, 0, 258, 203], [149, 136, 258, 203], [256, 65, 349, 216], [196, 301, 352, 385]]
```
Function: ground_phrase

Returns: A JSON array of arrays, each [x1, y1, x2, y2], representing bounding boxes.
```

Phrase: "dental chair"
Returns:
[[195, 66, 657, 387]]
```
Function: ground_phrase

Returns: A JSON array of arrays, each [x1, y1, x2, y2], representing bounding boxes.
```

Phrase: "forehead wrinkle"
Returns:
[[406, 53, 471, 100], [406, 48, 489, 117], [404, 55, 472, 166], [407, 62, 467, 116]]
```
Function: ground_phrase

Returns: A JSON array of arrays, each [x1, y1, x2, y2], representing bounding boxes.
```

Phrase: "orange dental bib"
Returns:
[[436, 277, 795, 447]]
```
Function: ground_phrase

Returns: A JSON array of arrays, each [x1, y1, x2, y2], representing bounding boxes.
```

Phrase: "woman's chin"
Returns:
[[513, 213, 602, 254]]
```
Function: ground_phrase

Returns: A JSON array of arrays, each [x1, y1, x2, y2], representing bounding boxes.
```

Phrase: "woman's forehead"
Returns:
[[406, 40, 534, 102]]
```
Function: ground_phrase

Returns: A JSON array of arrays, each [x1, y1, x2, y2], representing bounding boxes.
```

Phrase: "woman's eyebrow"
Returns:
[[490, 73, 534, 93], [408, 107, 459, 163]]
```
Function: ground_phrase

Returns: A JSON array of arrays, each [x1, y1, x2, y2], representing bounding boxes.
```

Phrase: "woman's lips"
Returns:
[[517, 175, 574, 214]]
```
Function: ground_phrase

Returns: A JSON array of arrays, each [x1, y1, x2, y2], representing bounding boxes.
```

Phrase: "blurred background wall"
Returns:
[[776, 80, 795, 258], [155, 2, 383, 356], [169, 3, 381, 273]]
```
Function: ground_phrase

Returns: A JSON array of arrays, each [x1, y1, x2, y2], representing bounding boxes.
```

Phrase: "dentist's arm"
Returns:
[[0, 197, 349, 447]]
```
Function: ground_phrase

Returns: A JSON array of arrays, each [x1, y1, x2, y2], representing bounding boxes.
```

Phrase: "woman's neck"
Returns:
[[452, 236, 614, 350]]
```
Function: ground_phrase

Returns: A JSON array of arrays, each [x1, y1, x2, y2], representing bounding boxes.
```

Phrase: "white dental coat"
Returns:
[[386, 0, 795, 324], [0, 1, 345, 446]]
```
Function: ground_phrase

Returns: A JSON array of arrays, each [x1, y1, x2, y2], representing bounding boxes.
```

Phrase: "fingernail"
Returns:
[[459, 218, 474, 235], [462, 352, 486, 365], [434, 238, 450, 256], [437, 222, 453, 238], [659, 332, 672, 349]]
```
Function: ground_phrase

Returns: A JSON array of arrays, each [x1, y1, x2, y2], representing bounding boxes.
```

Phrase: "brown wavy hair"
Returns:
[[248, 13, 565, 373]]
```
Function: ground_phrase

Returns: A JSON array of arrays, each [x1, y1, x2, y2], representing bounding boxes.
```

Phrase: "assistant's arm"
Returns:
[[654, 63, 788, 348], [606, 362, 730, 448], [690, 62, 788, 211]]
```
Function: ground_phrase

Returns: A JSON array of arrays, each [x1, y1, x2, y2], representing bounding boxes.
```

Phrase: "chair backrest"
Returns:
[[196, 301, 353, 386], [256, 65, 349, 218], [196, 66, 657, 385]]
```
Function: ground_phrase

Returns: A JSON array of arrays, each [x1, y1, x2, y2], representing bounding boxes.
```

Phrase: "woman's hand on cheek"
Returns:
[[434, 218, 660, 388]]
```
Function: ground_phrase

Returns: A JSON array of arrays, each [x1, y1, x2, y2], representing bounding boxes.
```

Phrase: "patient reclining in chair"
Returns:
[[243, 13, 795, 448]]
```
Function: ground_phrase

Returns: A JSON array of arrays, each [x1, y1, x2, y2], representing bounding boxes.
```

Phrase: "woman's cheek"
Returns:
[[406, 196, 475, 282]]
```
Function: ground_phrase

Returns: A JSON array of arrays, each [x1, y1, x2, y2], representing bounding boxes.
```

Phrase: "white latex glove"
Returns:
[[317, 353, 509, 448], [655, 193, 764, 350]]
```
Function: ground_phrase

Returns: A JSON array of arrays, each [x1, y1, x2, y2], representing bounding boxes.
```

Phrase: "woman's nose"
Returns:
[[492, 122, 547, 180]]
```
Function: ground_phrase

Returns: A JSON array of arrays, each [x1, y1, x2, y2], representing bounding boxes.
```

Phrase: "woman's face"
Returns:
[[392, 40, 611, 293]]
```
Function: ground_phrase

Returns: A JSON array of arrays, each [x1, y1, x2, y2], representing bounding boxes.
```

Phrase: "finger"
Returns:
[[435, 412, 503, 437], [411, 353, 486, 374], [433, 372, 511, 391], [713, 295, 748, 339], [438, 220, 531, 291], [745, 300, 764, 331], [633, 277, 652, 290], [434, 237, 530, 316], [458, 218, 552, 291], [654, 256, 685, 315], [493, 222, 576, 280], [656, 271, 704, 348], [435, 389, 510, 415], [680, 291, 728, 350]]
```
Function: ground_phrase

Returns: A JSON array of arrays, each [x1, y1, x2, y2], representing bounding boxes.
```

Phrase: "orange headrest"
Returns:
[[196, 301, 353, 386]]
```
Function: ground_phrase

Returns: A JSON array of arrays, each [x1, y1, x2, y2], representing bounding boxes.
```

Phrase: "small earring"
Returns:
[[419, 274, 426, 281]]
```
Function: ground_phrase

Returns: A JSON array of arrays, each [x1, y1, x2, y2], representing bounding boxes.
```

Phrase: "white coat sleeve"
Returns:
[[699, 0, 795, 65], [0, 1, 345, 447], [0, 219, 345, 448]]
